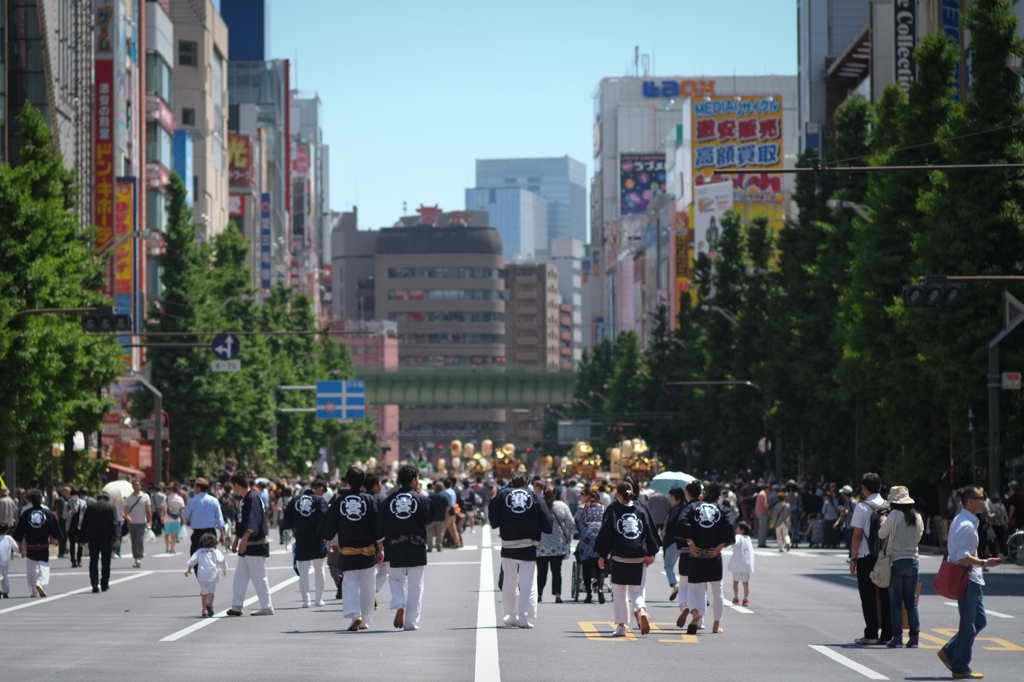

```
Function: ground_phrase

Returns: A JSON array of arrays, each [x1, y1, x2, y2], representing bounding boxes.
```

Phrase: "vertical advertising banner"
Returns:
[[260, 193, 272, 290], [692, 95, 784, 203], [228, 134, 254, 185], [940, 0, 965, 103], [114, 178, 136, 370], [95, 4, 116, 296], [620, 153, 666, 215], [894, 0, 917, 93], [694, 181, 734, 259]]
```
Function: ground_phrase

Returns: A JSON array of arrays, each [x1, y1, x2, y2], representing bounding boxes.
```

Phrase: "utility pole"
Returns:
[[131, 373, 163, 486]]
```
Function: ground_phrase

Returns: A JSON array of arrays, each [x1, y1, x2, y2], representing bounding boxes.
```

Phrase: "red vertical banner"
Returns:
[[95, 58, 115, 296]]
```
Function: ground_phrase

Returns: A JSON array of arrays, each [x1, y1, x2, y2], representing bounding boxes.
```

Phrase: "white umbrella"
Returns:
[[102, 480, 133, 502], [648, 471, 696, 496], [253, 477, 270, 486]]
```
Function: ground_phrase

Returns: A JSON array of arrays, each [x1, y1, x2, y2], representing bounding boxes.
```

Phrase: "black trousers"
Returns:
[[68, 532, 84, 564], [581, 558, 602, 595], [88, 541, 112, 588], [856, 555, 892, 641], [190, 527, 215, 557], [536, 556, 563, 596]]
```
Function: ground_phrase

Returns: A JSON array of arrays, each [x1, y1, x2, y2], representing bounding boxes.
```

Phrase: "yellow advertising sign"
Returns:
[[691, 95, 784, 204]]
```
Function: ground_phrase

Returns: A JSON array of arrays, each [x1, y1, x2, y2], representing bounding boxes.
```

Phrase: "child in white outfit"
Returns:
[[185, 532, 227, 617], [0, 524, 18, 598], [727, 521, 755, 606]]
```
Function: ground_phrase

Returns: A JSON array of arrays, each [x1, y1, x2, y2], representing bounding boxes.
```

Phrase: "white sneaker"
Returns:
[[516, 617, 533, 629], [302, 602, 311, 608], [315, 599, 326, 606], [404, 623, 419, 631], [358, 622, 369, 630], [250, 607, 275, 616], [503, 615, 517, 627], [613, 624, 628, 637]]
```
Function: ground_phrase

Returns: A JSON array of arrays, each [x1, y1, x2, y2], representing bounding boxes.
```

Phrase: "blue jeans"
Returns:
[[663, 541, 680, 585], [887, 558, 920, 636], [941, 579, 987, 675]]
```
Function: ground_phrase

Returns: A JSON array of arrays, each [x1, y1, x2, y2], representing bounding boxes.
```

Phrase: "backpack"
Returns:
[[865, 498, 890, 557]]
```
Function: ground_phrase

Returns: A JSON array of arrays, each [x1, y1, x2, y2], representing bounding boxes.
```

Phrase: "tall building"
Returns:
[[291, 91, 330, 315], [472, 156, 587, 245], [590, 74, 798, 343], [465, 186, 546, 262], [331, 211, 510, 444], [226, 59, 290, 289], [145, 0, 177, 300], [504, 263, 560, 370], [534, 237, 586, 363], [4, 0, 93, 229], [219, 0, 269, 60], [170, 0, 230, 241]]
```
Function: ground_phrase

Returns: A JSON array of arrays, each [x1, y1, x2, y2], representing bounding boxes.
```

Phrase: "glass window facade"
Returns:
[[387, 311, 503, 323], [146, 52, 173, 105], [387, 289, 502, 301], [387, 267, 499, 279]]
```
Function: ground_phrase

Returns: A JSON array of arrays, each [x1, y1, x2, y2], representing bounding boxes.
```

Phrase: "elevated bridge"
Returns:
[[356, 369, 576, 406]]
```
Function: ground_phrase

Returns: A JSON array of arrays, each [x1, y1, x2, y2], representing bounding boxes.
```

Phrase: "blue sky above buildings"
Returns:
[[267, 0, 798, 232]]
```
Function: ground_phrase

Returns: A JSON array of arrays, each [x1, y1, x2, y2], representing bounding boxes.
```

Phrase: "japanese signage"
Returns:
[[692, 95, 784, 204], [94, 4, 116, 296], [228, 195, 245, 216], [642, 79, 715, 98], [694, 182, 733, 259], [293, 142, 310, 175], [620, 153, 666, 215], [114, 178, 136, 369], [228, 134, 254, 185], [941, 0, 965, 103], [894, 0, 916, 93], [260, 193, 272, 289], [674, 204, 691, 330]]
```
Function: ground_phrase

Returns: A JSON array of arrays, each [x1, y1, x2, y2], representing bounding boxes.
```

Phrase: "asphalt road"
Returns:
[[2, 529, 1022, 681]]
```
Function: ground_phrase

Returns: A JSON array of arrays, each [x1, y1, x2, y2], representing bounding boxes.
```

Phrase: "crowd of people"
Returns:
[[1, 463, 1021, 679]]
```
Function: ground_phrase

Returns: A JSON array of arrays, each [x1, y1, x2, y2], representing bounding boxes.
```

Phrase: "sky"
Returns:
[[268, 0, 798, 231]]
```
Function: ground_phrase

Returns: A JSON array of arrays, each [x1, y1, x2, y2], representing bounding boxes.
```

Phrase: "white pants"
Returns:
[[707, 578, 724, 621], [389, 565, 425, 625], [0, 564, 9, 594], [678, 576, 690, 609], [297, 557, 326, 604], [232, 555, 272, 610], [26, 559, 50, 594], [500, 557, 537, 620], [375, 561, 390, 594], [612, 565, 647, 626], [686, 580, 707, 618], [343, 565, 376, 622]]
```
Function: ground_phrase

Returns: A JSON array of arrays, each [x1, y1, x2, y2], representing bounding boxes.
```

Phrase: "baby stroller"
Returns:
[[570, 548, 611, 601], [791, 513, 815, 548]]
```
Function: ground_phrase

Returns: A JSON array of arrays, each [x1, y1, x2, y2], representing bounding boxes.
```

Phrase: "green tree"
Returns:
[[0, 104, 121, 482]]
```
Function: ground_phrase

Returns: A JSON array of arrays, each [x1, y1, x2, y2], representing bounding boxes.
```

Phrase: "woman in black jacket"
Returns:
[[595, 481, 660, 637]]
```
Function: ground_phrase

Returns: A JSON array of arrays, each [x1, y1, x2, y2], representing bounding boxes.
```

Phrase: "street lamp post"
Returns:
[[129, 372, 163, 486]]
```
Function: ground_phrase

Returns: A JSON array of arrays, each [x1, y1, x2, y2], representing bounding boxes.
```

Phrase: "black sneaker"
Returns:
[[92, 586, 99, 594], [669, 585, 679, 601], [226, 608, 243, 617], [854, 637, 880, 646]]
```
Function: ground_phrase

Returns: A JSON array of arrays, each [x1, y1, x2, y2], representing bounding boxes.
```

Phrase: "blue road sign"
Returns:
[[316, 380, 366, 421], [211, 333, 240, 360]]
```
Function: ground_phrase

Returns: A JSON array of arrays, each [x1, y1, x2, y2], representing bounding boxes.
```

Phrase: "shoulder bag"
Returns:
[[121, 496, 143, 537], [933, 552, 971, 600], [869, 518, 894, 588]]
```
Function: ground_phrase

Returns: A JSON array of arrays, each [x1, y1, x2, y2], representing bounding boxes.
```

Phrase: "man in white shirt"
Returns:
[[123, 479, 152, 568], [938, 486, 1003, 679], [848, 472, 891, 646]]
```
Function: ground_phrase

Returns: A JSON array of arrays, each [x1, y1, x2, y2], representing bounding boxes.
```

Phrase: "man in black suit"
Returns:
[[79, 491, 119, 592]]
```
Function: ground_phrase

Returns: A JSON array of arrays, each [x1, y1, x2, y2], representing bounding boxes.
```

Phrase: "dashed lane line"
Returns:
[[0, 571, 153, 615], [160, 573, 301, 642], [809, 645, 888, 680]]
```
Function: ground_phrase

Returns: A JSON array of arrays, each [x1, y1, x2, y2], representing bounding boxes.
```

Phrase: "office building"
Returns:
[[331, 210, 510, 444], [504, 263, 560, 370], [473, 157, 587, 245], [292, 91, 331, 317], [465, 186, 547, 262], [219, 0, 270, 60], [170, 0, 230, 240], [145, 0, 177, 299], [534, 237, 586, 363]]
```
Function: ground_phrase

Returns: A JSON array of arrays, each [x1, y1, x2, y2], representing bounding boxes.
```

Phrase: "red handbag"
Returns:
[[933, 552, 970, 600]]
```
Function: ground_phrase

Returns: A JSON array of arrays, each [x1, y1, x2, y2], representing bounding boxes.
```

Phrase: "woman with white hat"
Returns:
[[877, 486, 924, 648]]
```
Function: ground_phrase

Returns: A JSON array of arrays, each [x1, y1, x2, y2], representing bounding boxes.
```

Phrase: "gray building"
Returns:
[[471, 156, 587, 245], [533, 237, 586, 364], [465, 186, 547, 262]]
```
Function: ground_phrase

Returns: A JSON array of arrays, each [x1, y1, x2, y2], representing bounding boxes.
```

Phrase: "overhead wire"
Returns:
[[824, 122, 1024, 168]]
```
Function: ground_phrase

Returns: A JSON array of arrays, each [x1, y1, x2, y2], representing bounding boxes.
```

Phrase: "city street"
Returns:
[[3, 527, 1022, 681]]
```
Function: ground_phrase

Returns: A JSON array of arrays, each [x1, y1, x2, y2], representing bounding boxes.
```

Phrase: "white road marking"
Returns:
[[726, 603, 753, 614], [160, 573, 301, 642], [0, 571, 153, 615], [943, 601, 1014, 618], [459, 545, 479, 550], [753, 550, 780, 557], [475, 527, 499, 682], [809, 645, 888, 680]]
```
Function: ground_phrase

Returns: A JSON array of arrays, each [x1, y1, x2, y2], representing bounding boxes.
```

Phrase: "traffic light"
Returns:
[[81, 306, 132, 332], [902, 275, 966, 308]]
